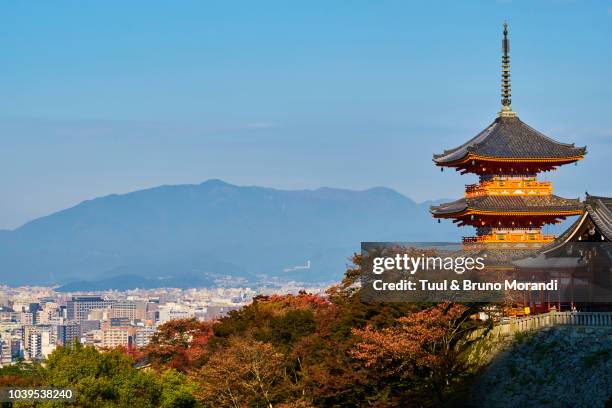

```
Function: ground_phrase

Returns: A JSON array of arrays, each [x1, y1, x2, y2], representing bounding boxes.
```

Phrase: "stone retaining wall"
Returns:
[[466, 312, 612, 367]]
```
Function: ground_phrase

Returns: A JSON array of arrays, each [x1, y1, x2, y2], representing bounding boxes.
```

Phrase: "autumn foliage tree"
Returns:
[[192, 336, 288, 407], [0, 359, 41, 387], [144, 318, 215, 371], [352, 302, 476, 405]]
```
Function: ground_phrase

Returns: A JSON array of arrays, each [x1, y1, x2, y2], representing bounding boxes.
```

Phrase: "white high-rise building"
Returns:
[[158, 303, 194, 324], [0, 337, 12, 366]]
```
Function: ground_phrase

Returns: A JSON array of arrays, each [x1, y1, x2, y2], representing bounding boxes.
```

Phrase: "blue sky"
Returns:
[[0, 1, 611, 229]]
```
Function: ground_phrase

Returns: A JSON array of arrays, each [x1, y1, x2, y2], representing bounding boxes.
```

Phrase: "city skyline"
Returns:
[[0, 283, 326, 364]]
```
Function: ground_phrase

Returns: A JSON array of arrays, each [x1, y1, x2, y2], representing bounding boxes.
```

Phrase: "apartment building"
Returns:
[[66, 296, 116, 323]]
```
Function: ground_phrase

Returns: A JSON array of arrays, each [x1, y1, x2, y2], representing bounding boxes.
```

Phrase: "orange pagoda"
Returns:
[[431, 23, 586, 250]]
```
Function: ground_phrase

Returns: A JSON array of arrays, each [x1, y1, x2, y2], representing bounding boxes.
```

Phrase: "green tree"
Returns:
[[158, 369, 199, 408], [38, 343, 197, 407]]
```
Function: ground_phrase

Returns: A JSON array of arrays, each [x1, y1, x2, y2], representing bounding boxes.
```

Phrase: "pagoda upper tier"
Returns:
[[433, 115, 586, 175]]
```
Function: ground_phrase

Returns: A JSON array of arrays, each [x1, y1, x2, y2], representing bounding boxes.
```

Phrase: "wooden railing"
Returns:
[[465, 180, 552, 198], [462, 233, 555, 244]]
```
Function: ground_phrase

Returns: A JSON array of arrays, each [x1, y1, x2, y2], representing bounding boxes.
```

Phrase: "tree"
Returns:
[[192, 336, 286, 408], [39, 343, 197, 408], [0, 359, 41, 387], [144, 318, 214, 371], [351, 303, 476, 405], [158, 369, 199, 408]]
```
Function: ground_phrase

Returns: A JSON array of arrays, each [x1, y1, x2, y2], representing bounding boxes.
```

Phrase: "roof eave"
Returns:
[[433, 153, 585, 168]]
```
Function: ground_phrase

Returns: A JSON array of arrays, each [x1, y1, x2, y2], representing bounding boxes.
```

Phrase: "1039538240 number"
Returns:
[[0, 387, 75, 402]]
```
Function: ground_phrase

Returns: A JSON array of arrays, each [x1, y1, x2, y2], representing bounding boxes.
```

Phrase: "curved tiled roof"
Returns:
[[586, 195, 612, 240], [431, 195, 584, 216], [433, 116, 586, 165], [553, 195, 612, 244]]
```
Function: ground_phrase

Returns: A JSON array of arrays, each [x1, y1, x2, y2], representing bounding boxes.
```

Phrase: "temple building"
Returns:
[[431, 23, 586, 250], [512, 195, 612, 311]]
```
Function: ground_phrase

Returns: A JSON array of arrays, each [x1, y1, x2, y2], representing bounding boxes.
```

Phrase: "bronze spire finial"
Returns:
[[499, 21, 517, 117]]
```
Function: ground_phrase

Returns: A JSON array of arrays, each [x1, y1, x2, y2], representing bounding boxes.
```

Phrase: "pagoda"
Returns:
[[431, 23, 586, 250]]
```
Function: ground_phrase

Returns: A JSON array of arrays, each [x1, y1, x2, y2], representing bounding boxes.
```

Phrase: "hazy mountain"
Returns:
[[0, 179, 461, 287]]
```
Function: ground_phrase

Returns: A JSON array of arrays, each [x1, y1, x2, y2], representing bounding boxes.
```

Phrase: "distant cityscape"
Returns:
[[0, 283, 327, 365]]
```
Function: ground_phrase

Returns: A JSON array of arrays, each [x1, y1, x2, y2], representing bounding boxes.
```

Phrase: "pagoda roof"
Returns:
[[433, 116, 586, 166], [431, 195, 584, 217]]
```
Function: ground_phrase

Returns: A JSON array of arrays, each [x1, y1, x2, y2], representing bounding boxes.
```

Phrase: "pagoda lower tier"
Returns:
[[431, 195, 584, 249]]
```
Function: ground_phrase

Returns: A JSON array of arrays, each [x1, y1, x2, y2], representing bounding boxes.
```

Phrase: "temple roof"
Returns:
[[586, 195, 612, 240], [431, 195, 584, 217], [547, 194, 612, 248], [433, 116, 586, 166]]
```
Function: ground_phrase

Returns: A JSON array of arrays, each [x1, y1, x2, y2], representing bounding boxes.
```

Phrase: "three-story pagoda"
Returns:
[[431, 23, 586, 250]]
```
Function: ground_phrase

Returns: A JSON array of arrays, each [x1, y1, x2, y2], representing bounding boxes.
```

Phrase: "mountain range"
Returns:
[[0, 179, 463, 289]]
